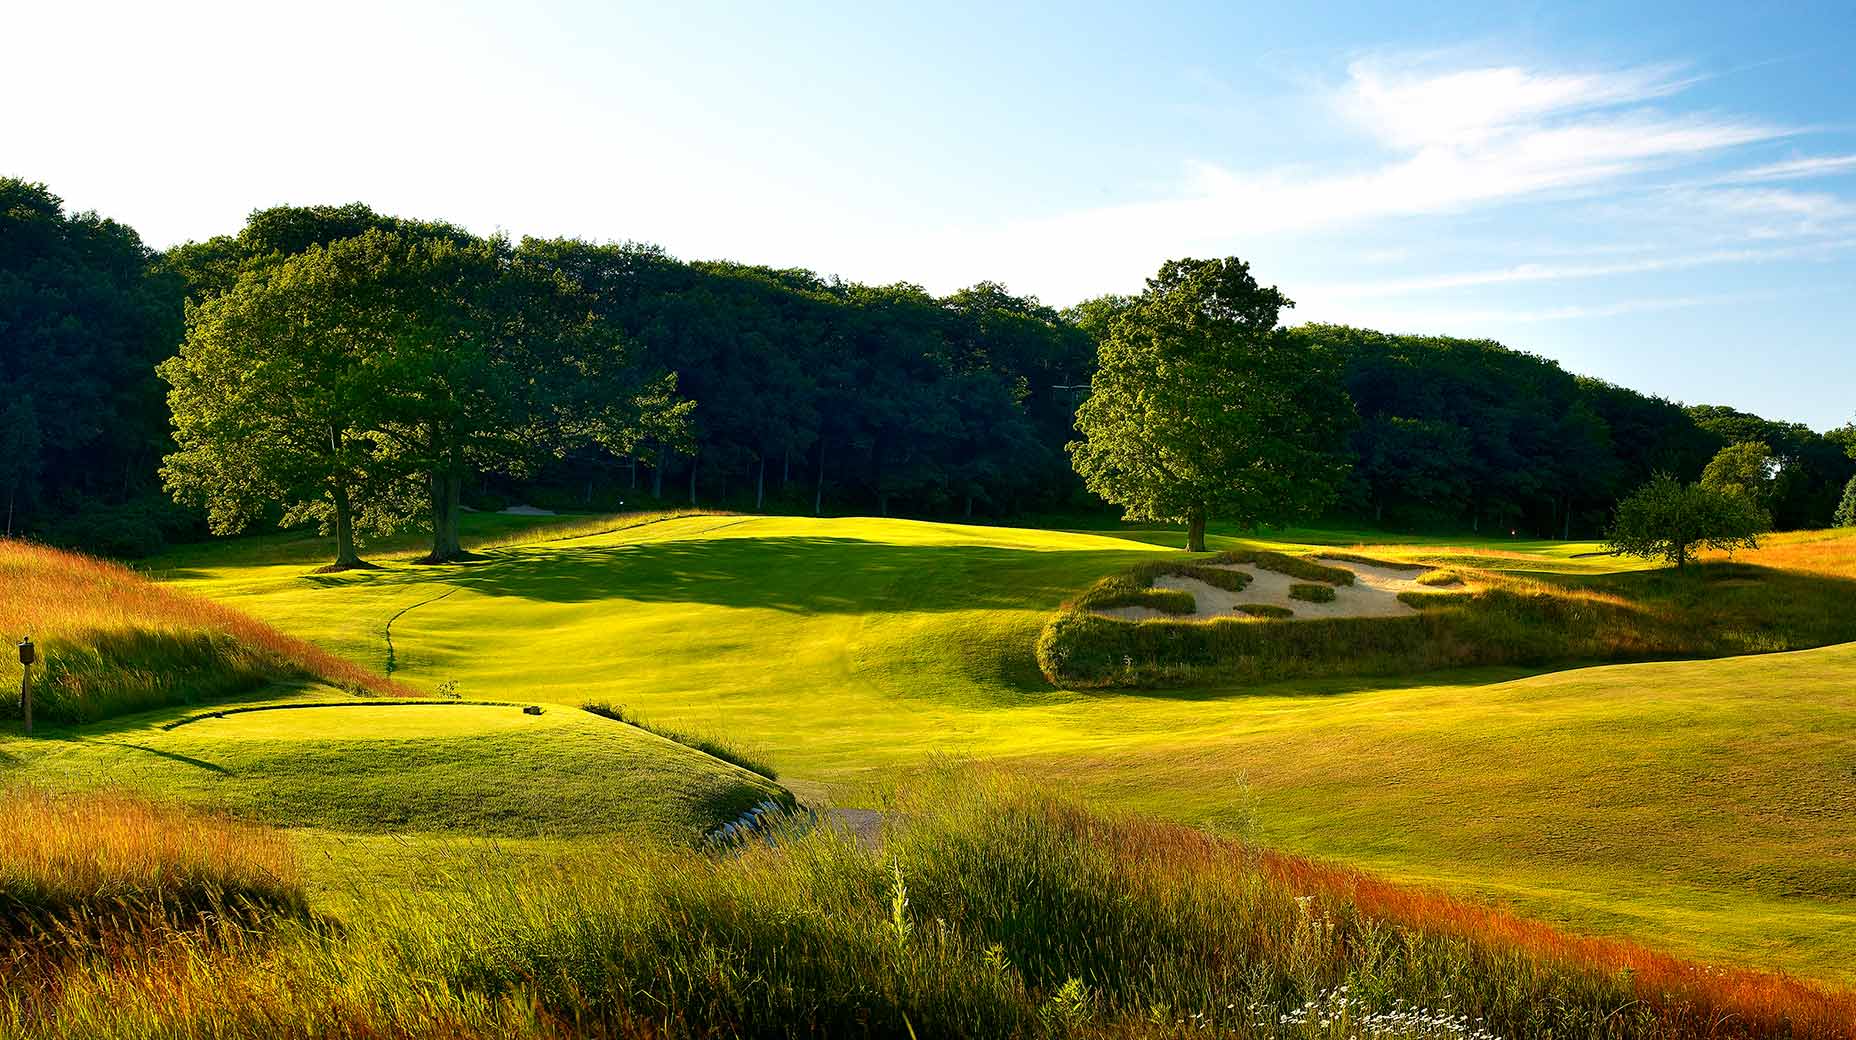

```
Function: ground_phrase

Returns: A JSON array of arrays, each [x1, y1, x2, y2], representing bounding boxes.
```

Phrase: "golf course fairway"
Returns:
[[133, 513, 1856, 981]]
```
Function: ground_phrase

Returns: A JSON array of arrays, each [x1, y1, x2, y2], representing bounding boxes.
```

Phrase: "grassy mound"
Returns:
[[0, 540, 407, 724], [1287, 581, 1335, 603], [3, 776, 1850, 1039], [1040, 549, 1856, 689], [14, 701, 789, 840]]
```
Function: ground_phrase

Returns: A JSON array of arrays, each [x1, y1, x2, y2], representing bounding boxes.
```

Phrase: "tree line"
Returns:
[[2, 176, 1852, 562]]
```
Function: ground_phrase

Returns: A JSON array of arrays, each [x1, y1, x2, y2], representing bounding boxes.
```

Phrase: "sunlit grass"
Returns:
[[0, 540, 408, 723], [0, 786, 303, 941], [78, 518, 1856, 981], [3, 776, 1851, 1038]]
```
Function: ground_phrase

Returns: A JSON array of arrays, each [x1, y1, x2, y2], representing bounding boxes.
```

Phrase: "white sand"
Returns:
[[1095, 556, 1443, 622]]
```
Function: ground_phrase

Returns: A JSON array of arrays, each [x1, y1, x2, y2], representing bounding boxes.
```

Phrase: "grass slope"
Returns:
[[7, 700, 786, 841], [0, 540, 405, 723], [118, 515, 1856, 980]]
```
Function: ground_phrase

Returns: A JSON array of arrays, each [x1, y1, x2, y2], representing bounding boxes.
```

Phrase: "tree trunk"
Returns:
[[756, 458, 766, 511], [426, 469, 464, 562], [964, 493, 974, 519], [782, 448, 790, 489], [1186, 503, 1208, 553], [5, 489, 13, 537], [423, 433, 466, 563], [878, 492, 889, 518], [688, 456, 698, 506], [629, 456, 638, 491], [652, 441, 664, 498], [814, 440, 826, 516], [330, 482, 364, 570]]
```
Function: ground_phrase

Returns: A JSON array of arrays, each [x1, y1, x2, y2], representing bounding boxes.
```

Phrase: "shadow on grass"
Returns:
[[103, 742, 232, 775], [323, 536, 1163, 615]]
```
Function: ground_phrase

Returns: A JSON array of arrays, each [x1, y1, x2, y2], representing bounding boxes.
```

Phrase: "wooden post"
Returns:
[[17, 637, 34, 736]]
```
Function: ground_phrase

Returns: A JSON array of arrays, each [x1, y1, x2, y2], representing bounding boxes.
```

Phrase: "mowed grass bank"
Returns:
[[5, 777, 1852, 1039], [5, 701, 788, 842], [144, 517, 1856, 980]]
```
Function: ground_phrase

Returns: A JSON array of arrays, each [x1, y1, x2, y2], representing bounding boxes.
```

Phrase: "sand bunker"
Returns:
[[1097, 556, 1439, 622]]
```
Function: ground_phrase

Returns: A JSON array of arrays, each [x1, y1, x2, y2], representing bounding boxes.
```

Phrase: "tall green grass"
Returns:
[[5, 774, 1850, 1038], [582, 700, 781, 781]]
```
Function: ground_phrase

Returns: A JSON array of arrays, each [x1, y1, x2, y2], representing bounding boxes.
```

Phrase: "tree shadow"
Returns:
[[360, 536, 1158, 615], [101, 742, 233, 775]]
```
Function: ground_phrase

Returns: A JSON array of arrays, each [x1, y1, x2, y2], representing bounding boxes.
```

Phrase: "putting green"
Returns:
[[181, 703, 544, 741], [106, 515, 1856, 981]]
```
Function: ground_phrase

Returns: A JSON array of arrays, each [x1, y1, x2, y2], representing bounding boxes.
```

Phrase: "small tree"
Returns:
[[1835, 475, 1856, 528], [1068, 258, 1353, 552], [1699, 440, 1776, 508], [1608, 473, 1769, 570]]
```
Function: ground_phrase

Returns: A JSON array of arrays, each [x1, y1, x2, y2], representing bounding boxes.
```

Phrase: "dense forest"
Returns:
[[2, 177, 1851, 556]]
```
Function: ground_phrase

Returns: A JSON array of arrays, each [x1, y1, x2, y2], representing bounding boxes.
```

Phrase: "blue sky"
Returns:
[[7, 1, 1853, 429]]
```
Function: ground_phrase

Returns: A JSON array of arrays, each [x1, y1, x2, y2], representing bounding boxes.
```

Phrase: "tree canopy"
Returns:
[[1068, 258, 1353, 551], [1607, 473, 1769, 570], [0, 179, 185, 552]]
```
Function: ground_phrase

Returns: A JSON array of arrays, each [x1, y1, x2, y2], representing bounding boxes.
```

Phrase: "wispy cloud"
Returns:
[[1714, 154, 1856, 183], [1309, 239, 1856, 297], [913, 57, 1795, 301]]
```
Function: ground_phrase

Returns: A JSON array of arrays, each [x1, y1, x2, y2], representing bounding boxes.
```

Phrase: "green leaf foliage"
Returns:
[[1607, 473, 1770, 570], [1068, 258, 1353, 550]]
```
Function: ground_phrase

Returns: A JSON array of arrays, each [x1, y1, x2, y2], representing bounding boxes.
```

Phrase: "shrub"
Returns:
[[1236, 603, 1293, 619], [1416, 568, 1463, 586], [1288, 582, 1335, 603], [1836, 476, 1856, 528]]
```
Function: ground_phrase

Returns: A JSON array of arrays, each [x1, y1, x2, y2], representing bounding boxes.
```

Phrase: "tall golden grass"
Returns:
[[3, 777, 1852, 1038], [0, 787, 303, 935], [0, 539, 409, 723]]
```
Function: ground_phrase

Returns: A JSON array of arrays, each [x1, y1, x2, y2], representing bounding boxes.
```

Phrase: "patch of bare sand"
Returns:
[[1094, 557, 1435, 621]]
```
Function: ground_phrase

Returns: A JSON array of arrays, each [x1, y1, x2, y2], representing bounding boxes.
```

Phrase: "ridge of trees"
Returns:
[[3, 176, 1853, 559]]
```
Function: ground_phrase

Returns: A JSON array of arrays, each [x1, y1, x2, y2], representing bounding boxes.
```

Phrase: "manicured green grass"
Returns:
[[6, 693, 786, 841], [12, 514, 1852, 983]]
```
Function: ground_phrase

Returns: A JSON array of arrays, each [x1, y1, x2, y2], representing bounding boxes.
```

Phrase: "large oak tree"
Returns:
[[1068, 258, 1353, 552]]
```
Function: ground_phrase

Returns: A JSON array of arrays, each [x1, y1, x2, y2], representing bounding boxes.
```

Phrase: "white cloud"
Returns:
[[1716, 154, 1856, 183], [1338, 59, 1696, 150], [1307, 239, 1856, 297], [895, 58, 1791, 302]]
